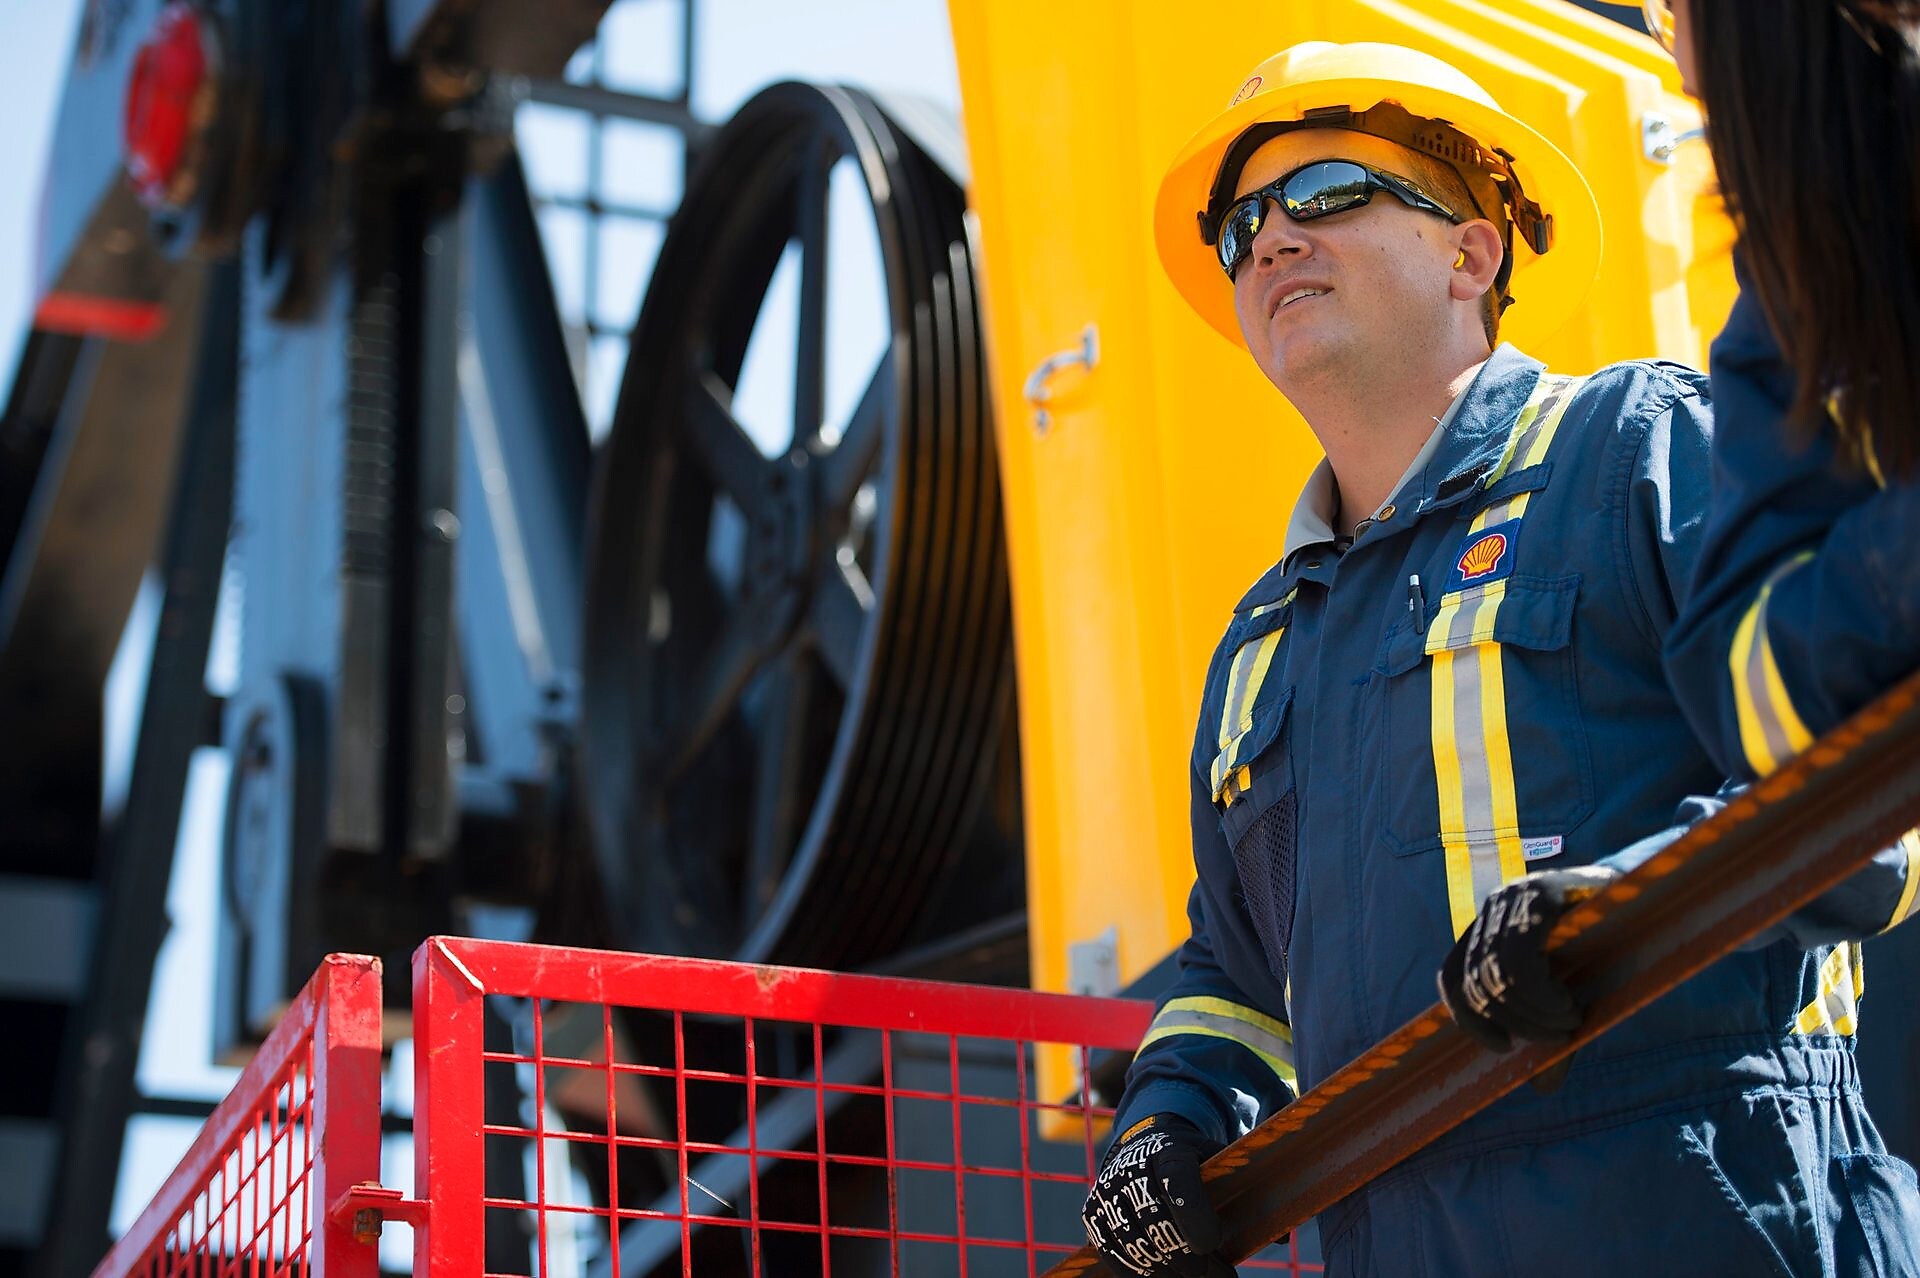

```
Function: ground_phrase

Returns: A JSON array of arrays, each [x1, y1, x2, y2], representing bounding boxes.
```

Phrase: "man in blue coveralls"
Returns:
[[1078, 41, 1920, 1278]]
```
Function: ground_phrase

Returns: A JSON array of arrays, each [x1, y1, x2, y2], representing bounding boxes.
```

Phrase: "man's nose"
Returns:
[[1249, 199, 1309, 269]]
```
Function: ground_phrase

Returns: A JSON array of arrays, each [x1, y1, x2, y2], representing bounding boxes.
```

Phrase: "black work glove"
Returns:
[[1438, 865, 1620, 1053], [1081, 1113, 1236, 1276]]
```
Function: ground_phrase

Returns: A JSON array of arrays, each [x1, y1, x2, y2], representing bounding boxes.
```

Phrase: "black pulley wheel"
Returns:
[[581, 82, 1014, 967]]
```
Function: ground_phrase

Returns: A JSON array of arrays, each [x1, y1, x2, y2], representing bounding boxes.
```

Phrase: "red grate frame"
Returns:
[[92, 953, 385, 1278], [412, 937, 1318, 1277]]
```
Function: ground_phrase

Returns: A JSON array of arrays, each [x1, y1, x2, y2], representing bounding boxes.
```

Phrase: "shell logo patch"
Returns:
[[1230, 75, 1263, 107], [1441, 517, 1523, 594], [1457, 531, 1509, 581]]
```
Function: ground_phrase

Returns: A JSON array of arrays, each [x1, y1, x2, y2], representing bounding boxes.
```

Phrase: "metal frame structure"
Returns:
[[511, 0, 704, 436], [89, 954, 384, 1278], [9, 1, 1014, 1271], [3, 2, 698, 1270]]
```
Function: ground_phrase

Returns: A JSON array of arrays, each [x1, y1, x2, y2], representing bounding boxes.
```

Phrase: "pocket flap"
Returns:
[[1380, 575, 1580, 676], [1206, 686, 1294, 804]]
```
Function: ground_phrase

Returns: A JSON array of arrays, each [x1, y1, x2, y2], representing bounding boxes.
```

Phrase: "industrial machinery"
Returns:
[[13, 1, 1911, 1274]]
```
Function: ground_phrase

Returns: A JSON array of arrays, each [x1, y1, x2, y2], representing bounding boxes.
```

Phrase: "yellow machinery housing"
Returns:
[[947, 0, 1735, 1108]]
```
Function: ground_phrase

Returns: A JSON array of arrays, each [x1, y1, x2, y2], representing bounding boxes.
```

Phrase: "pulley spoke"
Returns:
[[743, 647, 814, 915], [808, 556, 871, 690], [794, 140, 831, 450], [817, 353, 891, 515], [658, 603, 778, 783], [681, 369, 773, 514]]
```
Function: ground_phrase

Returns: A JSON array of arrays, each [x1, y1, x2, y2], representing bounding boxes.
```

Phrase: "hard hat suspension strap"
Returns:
[[1196, 103, 1553, 303]]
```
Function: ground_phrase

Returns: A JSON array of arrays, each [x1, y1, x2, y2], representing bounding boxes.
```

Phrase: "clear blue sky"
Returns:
[[1, 0, 963, 1245], [0, 0, 86, 369]]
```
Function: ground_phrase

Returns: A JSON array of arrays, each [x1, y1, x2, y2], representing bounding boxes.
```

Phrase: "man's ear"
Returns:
[[1449, 220, 1505, 304]]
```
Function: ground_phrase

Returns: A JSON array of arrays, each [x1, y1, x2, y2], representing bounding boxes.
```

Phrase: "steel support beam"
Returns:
[[1049, 665, 1920, 1274], [518, 77, 709, 139], [29, 262, 239, 1278], [389, 0, 615, 80]]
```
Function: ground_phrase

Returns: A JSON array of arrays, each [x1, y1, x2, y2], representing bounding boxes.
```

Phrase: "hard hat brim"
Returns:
[[1154, 74, 1603, 354]]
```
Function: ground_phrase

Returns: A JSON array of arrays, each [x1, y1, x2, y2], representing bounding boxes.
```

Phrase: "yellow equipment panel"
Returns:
[[947, 0, 1734, 1112]]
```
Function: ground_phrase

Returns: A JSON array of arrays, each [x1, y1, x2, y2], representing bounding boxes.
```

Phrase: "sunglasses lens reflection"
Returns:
[[1284, 162, 1371, 219], [1219, 199, 1264, 277]]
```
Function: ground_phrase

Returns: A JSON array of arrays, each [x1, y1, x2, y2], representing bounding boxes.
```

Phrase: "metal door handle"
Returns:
[[1642, 110, 1706, 164], [1023, 324, 1099, 434]]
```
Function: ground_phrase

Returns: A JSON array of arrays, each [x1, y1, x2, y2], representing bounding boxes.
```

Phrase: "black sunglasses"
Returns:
[[1217, 159, 1460, 279]]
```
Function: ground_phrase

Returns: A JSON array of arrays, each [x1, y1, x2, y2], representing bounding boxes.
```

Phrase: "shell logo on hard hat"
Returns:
[[1230, 75, 1263, 107], [1457, 531, 1510, 582]]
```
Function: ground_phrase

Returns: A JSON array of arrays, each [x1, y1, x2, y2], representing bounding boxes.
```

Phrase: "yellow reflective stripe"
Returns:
[[1885, 830, 1920, 932], [1484, 384, 1549, 485], [1863, 432, 1888, 489], [1141, 997, 1296, 1087], [1434, 580, 1526, 933], [1212, 627, 1285, 799], [1425, 579, 1510, 653], [1730, 554, 1817, 777], [1431, 647, 1475, 934], [1484, 374, 1578, 486], [1795, 942, 1865, 1036], [1154, 995, 1291, 1041], [1249, 590, 1295, 620], [1430, 376, 1583, 936], [1477, 618, 1528, 890], [1232, 631, 1285, 748], [1827, 393, 1887, 490], [1210, 589, 1297, 800]]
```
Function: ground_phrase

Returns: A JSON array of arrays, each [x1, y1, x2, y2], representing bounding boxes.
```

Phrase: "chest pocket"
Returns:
[[1376, 574, 1593, 935], [1206, 653, 1298, 979]]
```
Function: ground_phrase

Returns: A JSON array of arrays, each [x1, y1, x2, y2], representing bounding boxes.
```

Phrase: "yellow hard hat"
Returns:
[[1154, 41, 1603, 352]]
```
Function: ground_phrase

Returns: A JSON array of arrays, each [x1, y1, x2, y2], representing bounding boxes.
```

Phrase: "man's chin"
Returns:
[[1261, 328, 1342, 392]]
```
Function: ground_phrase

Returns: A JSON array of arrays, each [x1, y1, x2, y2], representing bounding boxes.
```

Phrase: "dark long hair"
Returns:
[[1692, 0, 1920, 476]]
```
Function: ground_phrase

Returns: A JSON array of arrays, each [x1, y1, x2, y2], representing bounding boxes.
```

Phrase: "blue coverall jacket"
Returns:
[[1113, 344, 1920, 1276], [1664, 282, 1920, 868]]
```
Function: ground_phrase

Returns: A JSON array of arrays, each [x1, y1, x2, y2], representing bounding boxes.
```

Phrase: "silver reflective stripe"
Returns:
[[1795, 942, 1863, 1035], [1741, 593, 1801, 766], [1730, 552, 1816, 776], [1146, 1009, 1292, 1066], [1443, 604, 1506, 908], [1139, 998, 1296, 1086]]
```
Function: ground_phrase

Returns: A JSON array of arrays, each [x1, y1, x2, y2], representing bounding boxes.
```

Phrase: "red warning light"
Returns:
[[123, 2, 211, 209]]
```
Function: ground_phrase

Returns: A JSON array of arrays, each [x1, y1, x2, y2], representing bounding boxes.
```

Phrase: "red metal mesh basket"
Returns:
[[414, 938, 1317, 1277], [91, 954, 384, 1278]]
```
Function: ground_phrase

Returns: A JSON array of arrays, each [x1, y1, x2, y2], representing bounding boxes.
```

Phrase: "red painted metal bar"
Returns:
[[33, 292, 168, 341], [412, 937, 489, 1276], [313, 954, 385, 1278], [424, 937, 1156, 1048], [1046, 667, 1920, 1275], [91, 953, 384, 1278]]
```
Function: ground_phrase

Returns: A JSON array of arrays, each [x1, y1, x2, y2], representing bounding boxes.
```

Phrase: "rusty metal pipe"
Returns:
[[1048, 666, 1920, 1275]]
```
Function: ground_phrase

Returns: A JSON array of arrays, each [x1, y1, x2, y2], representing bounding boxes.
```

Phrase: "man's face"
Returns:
[[1228, 130, 1464, 394]]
